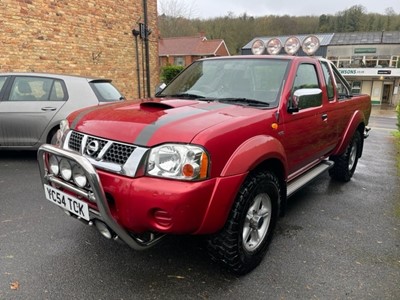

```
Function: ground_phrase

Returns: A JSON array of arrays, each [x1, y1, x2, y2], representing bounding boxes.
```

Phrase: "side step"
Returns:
[[287, 160, 334, 197]]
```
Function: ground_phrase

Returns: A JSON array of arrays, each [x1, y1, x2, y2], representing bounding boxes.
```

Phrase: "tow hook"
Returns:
[[364, 127, 371, 138]]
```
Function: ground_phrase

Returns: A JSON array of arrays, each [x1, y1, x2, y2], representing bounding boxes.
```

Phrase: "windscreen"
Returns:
[[158, 58, 290, 107]]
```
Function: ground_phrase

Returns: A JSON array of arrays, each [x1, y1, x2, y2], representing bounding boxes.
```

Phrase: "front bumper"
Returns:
[[38, 144, 163, 250], [38, 144, 245, 250]]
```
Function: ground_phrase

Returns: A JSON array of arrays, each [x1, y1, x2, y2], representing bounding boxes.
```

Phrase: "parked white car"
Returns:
[[0, 73, 124, 149]]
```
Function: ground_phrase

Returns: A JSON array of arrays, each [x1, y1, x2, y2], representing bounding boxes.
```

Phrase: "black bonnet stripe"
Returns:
[[134, 102, 229, 145], [70, 106, 101, 130]]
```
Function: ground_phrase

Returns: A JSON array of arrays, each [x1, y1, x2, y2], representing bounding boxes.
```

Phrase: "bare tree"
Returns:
[[158, 0, 197, 19]]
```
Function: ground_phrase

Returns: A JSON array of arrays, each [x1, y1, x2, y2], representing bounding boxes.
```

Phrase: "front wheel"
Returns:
[[329, 130, 362, 182], [207, 170, 280, 275]]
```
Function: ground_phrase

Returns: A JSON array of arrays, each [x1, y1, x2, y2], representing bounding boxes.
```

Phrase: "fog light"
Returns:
[[95, 221, 112, 239], [60, 158, 72, 181], [48, 154, 59, 175], [72, 164, 87, 188]]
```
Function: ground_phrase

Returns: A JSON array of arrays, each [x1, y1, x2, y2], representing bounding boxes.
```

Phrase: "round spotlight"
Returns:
[[72, 164, 87, 188], [251, 39, 265, 55], [302, 35, 320, 56], [48, 154, 59, 175], [59, 158, 72, 181], [266, 38, 282, 55], [284, 36, 301, 55]]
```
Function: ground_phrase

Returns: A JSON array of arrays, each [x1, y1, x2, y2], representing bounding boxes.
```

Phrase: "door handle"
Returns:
[[321, 113, 328, 121], [41, 107, 57, 111]]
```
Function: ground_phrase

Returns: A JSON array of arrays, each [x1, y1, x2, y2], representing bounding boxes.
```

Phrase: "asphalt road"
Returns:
[[1, 115, 399, 300]]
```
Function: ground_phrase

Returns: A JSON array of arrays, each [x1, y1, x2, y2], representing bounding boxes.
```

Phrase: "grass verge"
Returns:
[[394, 104, 400, 218]]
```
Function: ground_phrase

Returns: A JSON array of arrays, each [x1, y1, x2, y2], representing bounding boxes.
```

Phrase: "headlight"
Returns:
[[72, 164, 87, 188], [146, 144, 209, 180], [60, 158, 72, 181]]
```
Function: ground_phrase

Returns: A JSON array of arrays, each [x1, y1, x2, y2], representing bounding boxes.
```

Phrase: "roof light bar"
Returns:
[[251, 35, 321, 56]]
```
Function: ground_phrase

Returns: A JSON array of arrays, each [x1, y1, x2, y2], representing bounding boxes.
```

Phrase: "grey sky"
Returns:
[[158, 0, 399, 18]]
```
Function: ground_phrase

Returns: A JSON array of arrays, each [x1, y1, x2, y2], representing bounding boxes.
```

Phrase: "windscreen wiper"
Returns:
[[165, 93, 206, 99], [216, 98, 270, 107]]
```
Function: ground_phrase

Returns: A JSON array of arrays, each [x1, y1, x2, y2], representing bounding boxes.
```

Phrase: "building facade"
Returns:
[[327, 32, 400, 105], [242, 31, 400, 106], [0, 0, 159, 99], [159, 35, 230, 68]]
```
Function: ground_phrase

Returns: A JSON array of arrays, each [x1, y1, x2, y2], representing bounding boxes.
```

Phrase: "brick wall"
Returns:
[[0, 0, 159, 99]]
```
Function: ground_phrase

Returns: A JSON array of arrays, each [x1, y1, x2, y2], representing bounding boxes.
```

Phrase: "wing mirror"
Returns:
[[288, 88, 322, 113]]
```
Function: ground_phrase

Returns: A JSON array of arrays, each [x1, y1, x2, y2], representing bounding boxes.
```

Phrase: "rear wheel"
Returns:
[[329, 130, 362, 182], [207, 170, 280, 275]]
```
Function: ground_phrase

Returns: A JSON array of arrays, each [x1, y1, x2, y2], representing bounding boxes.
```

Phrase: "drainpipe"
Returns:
[[143, 0, 151, 98]]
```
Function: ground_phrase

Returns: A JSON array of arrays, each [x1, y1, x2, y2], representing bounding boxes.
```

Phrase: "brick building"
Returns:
[[0, 0, 159, 99], [159, 34, 230, 67]]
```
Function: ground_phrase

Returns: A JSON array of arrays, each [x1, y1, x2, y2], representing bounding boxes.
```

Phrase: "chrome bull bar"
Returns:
[[37, 143, 163, 250]]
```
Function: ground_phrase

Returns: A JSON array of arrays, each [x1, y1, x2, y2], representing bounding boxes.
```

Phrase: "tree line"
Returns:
[[158, 5, 400, 55]]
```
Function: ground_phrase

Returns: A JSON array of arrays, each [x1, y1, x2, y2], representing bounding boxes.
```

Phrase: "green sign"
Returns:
[[354, 48, 376, 54]]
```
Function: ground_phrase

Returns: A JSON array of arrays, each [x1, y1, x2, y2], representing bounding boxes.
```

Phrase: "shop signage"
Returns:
[[354, 48, 376, 54], [339, 68, 400, 77], [377, 70, 391, 75]]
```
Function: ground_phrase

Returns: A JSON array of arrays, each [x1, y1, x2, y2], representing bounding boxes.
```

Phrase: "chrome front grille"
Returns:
[[103, 143, 136, 164], [65, 130, 145, 177], [69, 131, 83, 152]]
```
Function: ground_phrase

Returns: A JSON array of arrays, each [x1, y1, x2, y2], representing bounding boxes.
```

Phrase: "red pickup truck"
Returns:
[[38, 44, 371, 274]]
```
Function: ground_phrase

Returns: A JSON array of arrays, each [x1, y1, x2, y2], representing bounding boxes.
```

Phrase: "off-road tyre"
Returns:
[[207, 170, 280, 275], [329, 130, 362, 182]]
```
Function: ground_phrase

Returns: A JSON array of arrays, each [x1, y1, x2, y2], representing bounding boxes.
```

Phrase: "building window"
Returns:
[[365, 56, 378, 67], [337, 57, 351, 68], [377, 56, 391, 68], [174, 56, 185, 66], [350, 81, 361, 94], [391, 56, 399, 68], [328, 56, 338, 67]]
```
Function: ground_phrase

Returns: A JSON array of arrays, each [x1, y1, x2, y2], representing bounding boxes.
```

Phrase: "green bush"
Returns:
[[160, 65, 184, 84], [396, 104, 400, 131]]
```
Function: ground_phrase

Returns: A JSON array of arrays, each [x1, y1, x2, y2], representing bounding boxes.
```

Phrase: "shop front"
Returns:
[[339, 68, 400, 106]]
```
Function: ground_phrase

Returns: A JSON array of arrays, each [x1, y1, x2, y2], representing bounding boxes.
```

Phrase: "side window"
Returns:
[[321, 61, 335, 101], [330, 62, 351, 100], [8, 77, 66, 101], [50, 80, 66, 101], [292, 64, 321, 109], [0, 76, 8, 91]]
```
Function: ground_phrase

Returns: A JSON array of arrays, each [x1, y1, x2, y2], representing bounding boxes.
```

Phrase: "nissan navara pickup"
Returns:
[[38, 36, 371, 274]]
